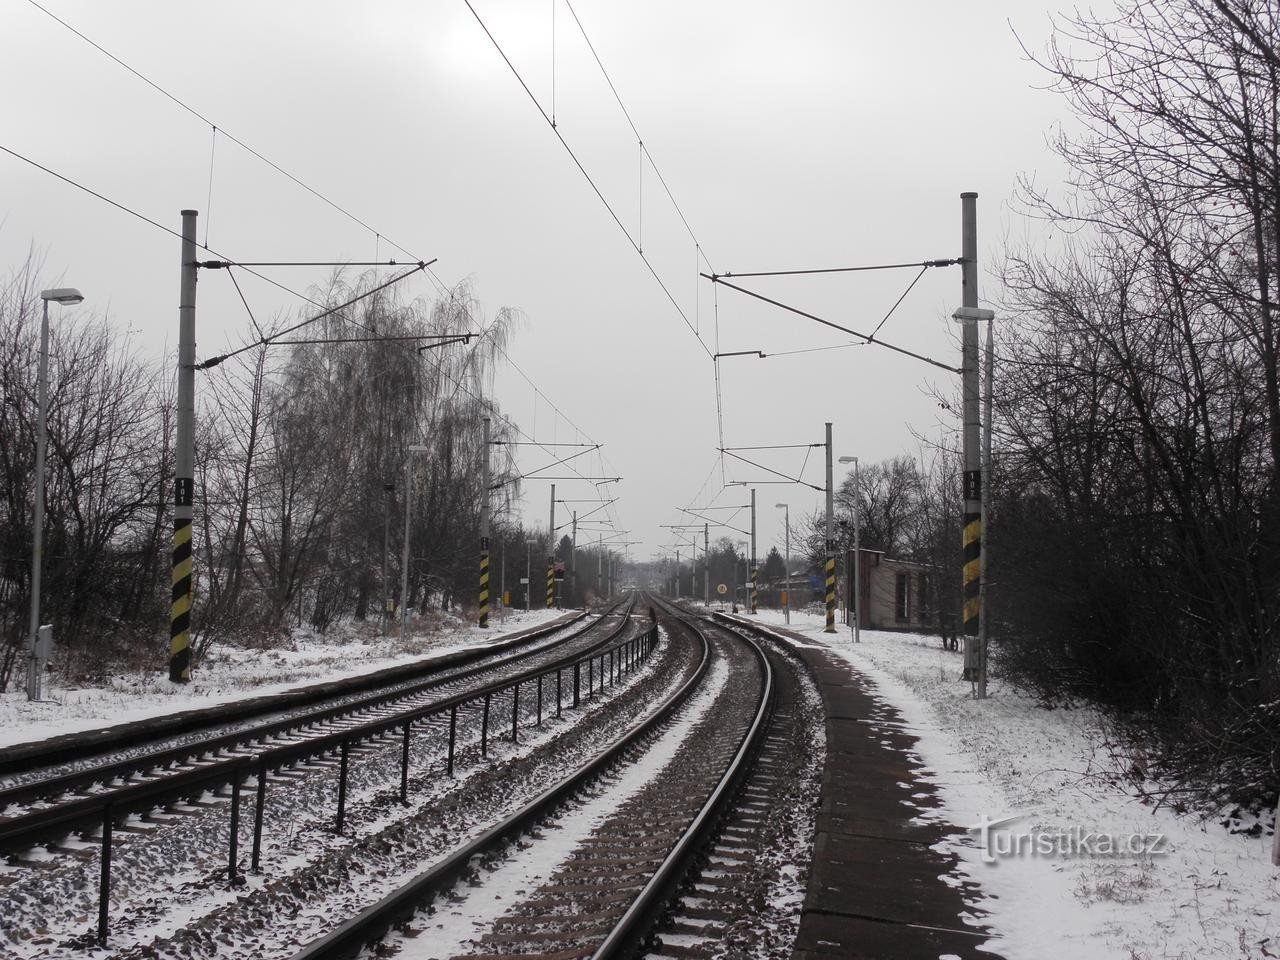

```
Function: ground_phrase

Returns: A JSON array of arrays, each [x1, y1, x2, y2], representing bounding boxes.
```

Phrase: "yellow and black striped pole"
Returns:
[[170, 209, 197, 683], [824, 421, 836, 632], [545, 559, 555, 608], [479, 546, 490, 628], [957, 191, 984, 685], [170, 508, 193, 682], [824, 554, 836, 631], [479, 415, 491, 629], [749, 487, 758, 614], [962, 511, 980, 629]]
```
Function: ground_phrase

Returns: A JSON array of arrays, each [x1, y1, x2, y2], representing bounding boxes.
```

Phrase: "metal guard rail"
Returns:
[[289, 614, 676, 960]]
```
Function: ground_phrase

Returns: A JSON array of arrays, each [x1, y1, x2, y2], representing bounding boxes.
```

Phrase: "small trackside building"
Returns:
[[844, 548, 937, 631]]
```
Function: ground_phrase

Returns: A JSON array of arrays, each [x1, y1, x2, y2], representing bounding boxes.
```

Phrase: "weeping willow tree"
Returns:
[[194, 272, 522, 652]]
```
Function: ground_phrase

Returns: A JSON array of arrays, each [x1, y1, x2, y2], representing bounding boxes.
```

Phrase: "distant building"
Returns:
[[845, 548, 937, 631]]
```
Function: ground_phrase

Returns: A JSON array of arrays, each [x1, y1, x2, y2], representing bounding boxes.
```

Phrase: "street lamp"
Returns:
[[838, 456, 861, 643], [401, 443, 429, 641], [525, 540, 538, 612], [27, 287, 83, 701], [775, 503, 790, 625]]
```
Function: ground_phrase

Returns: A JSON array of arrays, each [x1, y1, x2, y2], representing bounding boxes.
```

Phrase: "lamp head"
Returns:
[[775, 502, 787, 509], [838, 456, 857, 464], [41, 288, 83, 305]]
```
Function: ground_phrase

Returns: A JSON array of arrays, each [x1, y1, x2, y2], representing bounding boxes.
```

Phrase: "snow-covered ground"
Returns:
[[0, 607, 565, 751], [742, 608, 1280, 960]]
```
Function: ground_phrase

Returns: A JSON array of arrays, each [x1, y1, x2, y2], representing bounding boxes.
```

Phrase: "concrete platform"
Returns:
[[717, 615, 1000, 960]]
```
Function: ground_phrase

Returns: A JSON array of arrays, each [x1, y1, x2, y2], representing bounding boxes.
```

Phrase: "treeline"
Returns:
[[992, 0, 1280, 807], [0, 264, 543, 688], [0, 258, 172, 685]]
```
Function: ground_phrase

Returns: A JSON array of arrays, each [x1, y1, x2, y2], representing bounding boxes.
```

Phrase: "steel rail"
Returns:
[[0, 609, 589, 778], [590, 599, 776, 959], [288, 602, 695, 960], [0, 599, 639, 855], [0, 603, 618, 813]]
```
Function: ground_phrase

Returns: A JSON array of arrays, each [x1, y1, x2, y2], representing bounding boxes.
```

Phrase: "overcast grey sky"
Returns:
[[2, 0, 1075, 561]]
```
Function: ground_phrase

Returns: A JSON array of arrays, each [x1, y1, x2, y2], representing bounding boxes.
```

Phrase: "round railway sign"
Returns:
[[716, 583, 727, 595]]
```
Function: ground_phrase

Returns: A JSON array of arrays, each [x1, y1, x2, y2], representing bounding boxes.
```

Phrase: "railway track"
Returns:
[[0, 599, 631, 821], [275, 595, 790, 960], [2, 597, 827, 959], [0, 597, 652, 951], [645, 615, 825, 959], [0, 610, 590, 781]]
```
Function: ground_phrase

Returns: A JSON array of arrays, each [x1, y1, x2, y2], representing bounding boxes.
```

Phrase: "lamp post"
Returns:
[[838, 456, 861, 643], [27, 287, 84, 701], [775, 503, 790, 624], [525, 539, 538, 612], [400, 443, 429, 641], [381, 481, 395, 636]]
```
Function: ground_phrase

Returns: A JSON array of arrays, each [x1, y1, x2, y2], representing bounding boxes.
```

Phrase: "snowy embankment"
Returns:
[[743, 607, 1279, 960], [0, 607, 564, 751]]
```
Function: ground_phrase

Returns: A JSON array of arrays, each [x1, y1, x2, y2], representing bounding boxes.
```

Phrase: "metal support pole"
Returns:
[[570, 510, 577, 607], [252, 759, 266, 872], [170, 209, 198, 682], [704, 524, 710, 604], [401, 457, 412, 641], [782, 504, 791, 624], [573, 661, 580, 707], [228, 765, 242, 885], [978, 310, 994, 698], [959, 192, 983, 683], [382, 482, 392, 636], [824, 422, 836, 632], [481, 693, 491, 757], [26, 299, 52, 700], [511, 682, 520, 742], [479, 416, 491, 628], [400, 721, 411, 804], [547, 484, 556, 608], [447, 706, 458, 776], [750, 487, 758, 614], [537, 674, 543, 725], [853, 457, 862, 643], [557, 668, 563, 717], [335, 740, 349, 834], [98, 804, 112, 945]]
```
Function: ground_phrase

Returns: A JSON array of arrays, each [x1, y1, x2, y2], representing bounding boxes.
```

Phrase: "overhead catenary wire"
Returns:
[[713, 258, 961, 279], [196, 262, 432, 369], [461, 0, 712, 359], [722, 444, 824, 451], [23, 1, 633, 538], [204, 124, 216, 247], [23, 0, 421, 265], [719, 449, 824, 492], [705, 274, 961, 375], [0, 141, 371, 320]]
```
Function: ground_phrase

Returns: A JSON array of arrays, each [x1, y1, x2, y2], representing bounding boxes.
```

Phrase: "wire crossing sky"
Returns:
[[1, 0, 1071, 558]]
